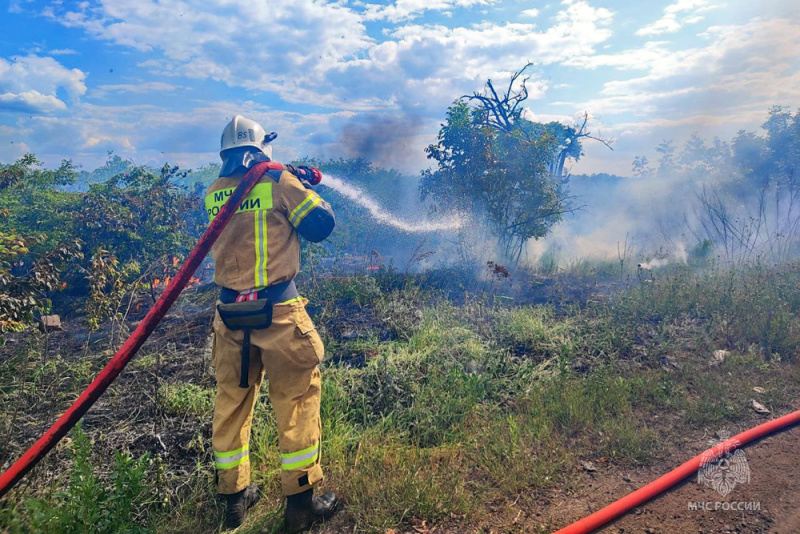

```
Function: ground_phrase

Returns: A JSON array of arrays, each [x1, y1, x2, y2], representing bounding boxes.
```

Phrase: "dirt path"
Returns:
[[314, 421, 800, 534], [548, 424, 800, 534]]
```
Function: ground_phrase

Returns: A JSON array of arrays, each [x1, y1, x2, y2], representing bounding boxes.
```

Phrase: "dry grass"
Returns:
[[2, 263, 800, 532]]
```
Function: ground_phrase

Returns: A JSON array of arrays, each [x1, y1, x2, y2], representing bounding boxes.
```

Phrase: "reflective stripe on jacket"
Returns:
[[206, 169, 335, 291]]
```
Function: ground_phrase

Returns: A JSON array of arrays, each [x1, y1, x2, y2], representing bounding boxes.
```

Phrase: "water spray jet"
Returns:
[[323, 174, 464, 233]]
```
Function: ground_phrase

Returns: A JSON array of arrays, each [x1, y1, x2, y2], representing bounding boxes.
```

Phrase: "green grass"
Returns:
[[492, 305, 575, 360], [335, 435, 470, 531], [0, 425, 154, 534], [160, 383, 215, 418], [3, 262, 800, 532]]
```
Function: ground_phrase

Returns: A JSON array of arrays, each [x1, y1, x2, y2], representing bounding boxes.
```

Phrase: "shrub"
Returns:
[[1, 425, 154, 533]]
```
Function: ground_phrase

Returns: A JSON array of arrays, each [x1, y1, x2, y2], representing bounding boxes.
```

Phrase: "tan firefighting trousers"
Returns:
[[211, 298, 324, 496]]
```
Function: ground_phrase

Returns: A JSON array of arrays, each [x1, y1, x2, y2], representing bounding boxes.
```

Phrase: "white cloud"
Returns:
[[554, 86, 701, 116], [45, 0, 373, 108], [564, 40, 671, 70], [92, 81, 182, 97], [0, 55, 86, 98], [556, 18, 800, 121], [611, 107, 770, 134], [50, 48, 79, 56], [521, 108, 575, 124], [363, 0, 497, 22], [7, 0, 27, 14], [0, 91, 67, 113], [608, 18, 800, 97], [0, 55, 86, 114], [521, 8, 540, 18], [335, 0, 614, 113], [636, 0, 718, 37], [44, 0, 613, 115]]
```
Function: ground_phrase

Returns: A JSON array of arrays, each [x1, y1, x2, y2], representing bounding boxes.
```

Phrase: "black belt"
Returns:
[[217, 280, 298, 388], [219, 279, 299, 304]]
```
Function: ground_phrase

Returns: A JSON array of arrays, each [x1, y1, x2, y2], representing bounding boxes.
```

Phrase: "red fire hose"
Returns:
[[554, 408, 800, 534], [2, 160, 798, 533], [0, 161, 285, 498]]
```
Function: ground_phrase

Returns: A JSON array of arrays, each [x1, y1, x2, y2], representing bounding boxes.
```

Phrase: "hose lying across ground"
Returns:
[[0, 161, 280, 498], [554, 408, 800, 534]]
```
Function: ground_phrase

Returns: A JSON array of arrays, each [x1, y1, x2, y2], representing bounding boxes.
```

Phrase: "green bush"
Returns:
[[1, 425, 153, 533]]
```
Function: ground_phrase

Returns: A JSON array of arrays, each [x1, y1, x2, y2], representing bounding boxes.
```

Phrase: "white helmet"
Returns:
[[220, 114, 275, 160]]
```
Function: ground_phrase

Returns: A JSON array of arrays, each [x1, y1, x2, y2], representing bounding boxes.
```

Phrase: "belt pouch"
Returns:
[[217, 299, 273, 388]]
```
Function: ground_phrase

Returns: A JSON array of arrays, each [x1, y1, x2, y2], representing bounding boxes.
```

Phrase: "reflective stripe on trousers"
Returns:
[[215, 445, 249, 469], [280, 442, 319, 471]]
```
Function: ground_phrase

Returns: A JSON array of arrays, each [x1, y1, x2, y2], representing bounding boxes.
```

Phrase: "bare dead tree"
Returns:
[[465, 64, 613, 180], [466, 62, 534, 136], [697, 185, 764, 267], [697, 187, 745, 266], [551, 111, 615, 180]]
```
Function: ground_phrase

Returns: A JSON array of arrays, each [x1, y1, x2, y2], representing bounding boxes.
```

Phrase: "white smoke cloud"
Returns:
[[525, 167, 708, 268]]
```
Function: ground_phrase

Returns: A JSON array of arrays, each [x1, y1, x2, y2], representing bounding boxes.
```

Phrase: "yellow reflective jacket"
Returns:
[[206, 168, 334, 291]]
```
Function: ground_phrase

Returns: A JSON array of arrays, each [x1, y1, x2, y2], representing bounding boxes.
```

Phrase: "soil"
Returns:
[[384, 416, 800, 534], [541, 422, 800, 534], [314, 411, 800, 533]]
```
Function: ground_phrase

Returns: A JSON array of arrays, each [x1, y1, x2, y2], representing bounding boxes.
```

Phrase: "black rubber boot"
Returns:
[[224, 484, 261, 529], [284, 489, 339, 533]]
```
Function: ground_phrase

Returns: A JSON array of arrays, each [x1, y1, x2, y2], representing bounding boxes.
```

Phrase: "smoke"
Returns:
[[525, 172, 703, 269], [340, 115, 421, 160], [323, 174, 464, 233], [638, 243, 688, 270], [308, 108, 799, 271], [526, 109, 800, 270], [312, 113, 432, 173]]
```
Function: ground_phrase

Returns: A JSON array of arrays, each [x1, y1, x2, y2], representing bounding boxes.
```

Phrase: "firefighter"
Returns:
[[206, 115, 338, 531]]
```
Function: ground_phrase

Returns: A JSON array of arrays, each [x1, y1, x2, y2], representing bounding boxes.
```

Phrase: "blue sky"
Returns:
[[1, 0, 798, 176]]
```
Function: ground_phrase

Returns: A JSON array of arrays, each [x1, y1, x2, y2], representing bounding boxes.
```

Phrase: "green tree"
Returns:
[[71, 163, 203, 270], [0, 155, 83, 338], [79, 152, 135, 190], [0, 153, 77, 191], [0, 154, 82, 252], [0, 230, 81, 339], [675, 106, 800, 264], [421, 67, 587, 264]]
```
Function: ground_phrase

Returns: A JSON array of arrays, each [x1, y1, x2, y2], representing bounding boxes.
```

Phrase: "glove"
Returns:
[[285, 165, 322, 187]]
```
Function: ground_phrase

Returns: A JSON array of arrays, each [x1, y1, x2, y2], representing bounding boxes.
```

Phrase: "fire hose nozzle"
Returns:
[[293, 165, 323, 186]]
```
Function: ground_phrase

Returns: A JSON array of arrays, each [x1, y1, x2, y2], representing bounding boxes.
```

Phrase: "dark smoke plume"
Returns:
[[315, 113, 428, 172]]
